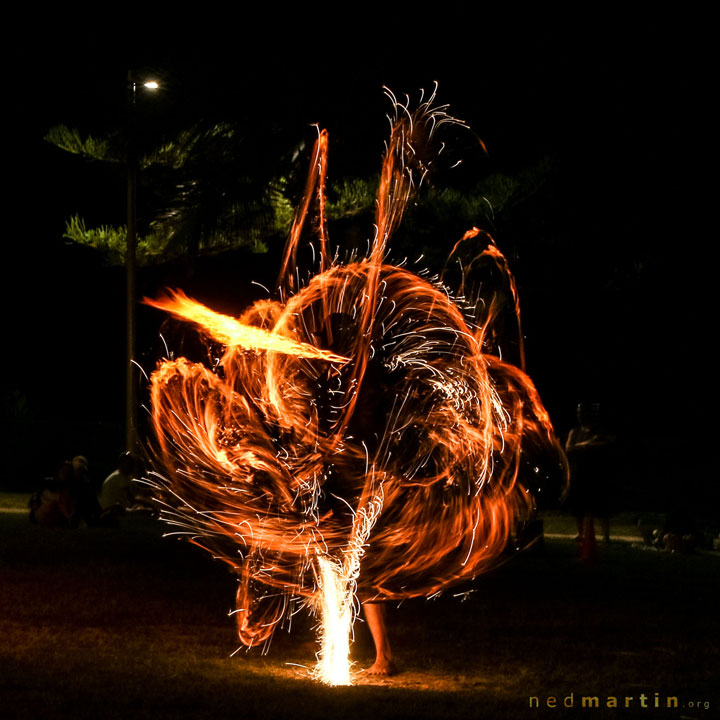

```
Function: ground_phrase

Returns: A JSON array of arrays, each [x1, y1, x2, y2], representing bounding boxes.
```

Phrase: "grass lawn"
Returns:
[[0, 492, 31, 510], [540, 511, 644, 541], [0, 504, 717, 719]]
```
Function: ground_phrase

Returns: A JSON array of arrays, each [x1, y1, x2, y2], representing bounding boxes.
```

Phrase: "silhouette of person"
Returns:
[[31, 461, 76, 527], [69, 455, 103, 526], [565, 403, 615, 544]]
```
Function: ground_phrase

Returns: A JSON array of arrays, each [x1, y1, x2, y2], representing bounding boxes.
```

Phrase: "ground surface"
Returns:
[[0, 501, 717, 719]]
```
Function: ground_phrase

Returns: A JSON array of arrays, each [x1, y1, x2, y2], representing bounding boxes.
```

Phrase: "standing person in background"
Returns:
[[565, 403, 616, 544], [69, 455, 102, 526]]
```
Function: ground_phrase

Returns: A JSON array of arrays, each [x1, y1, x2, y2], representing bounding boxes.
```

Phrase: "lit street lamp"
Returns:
[[126, 71, 158, 452]]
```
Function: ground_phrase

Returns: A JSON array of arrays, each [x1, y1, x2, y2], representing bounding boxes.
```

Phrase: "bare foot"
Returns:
[[365, 657, 398, 676]]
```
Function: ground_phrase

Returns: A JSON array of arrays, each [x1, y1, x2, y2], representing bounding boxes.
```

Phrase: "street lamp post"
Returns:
[[126, 71, 157, 452]]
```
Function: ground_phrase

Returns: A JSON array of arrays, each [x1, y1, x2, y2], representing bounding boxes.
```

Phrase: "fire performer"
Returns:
[[323, 321, 397, 675], [144, 87, 567, 684]]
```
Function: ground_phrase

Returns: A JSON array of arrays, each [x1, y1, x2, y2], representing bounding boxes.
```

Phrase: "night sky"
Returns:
[[3, 16, 710, 508]]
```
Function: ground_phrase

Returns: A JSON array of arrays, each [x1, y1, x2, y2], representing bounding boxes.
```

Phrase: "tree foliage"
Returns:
[[63, 215, 169, 265], [389, 158, 554, 268], [44, 126, 117, 163], [326, 177, 378, 219], [46, 121, 299, 266], [47, 114, 552, 270]]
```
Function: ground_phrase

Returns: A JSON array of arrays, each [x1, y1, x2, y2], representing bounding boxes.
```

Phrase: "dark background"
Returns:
[[2, 16, 711, 516]]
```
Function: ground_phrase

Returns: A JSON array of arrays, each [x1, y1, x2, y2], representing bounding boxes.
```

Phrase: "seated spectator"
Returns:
[[31, 461, 76, 527], [99, 452, 137, 517]]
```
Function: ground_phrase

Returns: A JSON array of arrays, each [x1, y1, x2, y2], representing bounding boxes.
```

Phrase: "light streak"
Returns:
[[146, 90, 567, 686], [144, 290, 349, 363], [314, 556, 353, 685]]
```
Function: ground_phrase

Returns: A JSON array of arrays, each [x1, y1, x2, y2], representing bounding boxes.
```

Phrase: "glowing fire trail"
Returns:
[[146, 87, 567, 685], [144, 290, 350, 364], [315, 557, 352, 686]]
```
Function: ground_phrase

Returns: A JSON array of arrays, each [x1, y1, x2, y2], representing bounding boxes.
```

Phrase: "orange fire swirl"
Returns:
[[146, 87, 567, 661]]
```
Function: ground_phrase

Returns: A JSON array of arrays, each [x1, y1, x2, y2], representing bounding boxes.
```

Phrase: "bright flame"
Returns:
[[315, 557, 353, 686], [145, 86, 568, 685], [144, 290, 349, 363]]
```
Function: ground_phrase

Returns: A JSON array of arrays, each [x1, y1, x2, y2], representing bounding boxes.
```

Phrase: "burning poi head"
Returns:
[[144, 87, 567, 684]]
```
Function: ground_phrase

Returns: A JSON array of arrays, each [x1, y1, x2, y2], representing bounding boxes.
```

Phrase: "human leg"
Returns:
[[362, 601, 397, 675]]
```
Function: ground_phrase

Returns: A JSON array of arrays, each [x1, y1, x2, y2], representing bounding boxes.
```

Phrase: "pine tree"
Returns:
[[45, 122, 298, 265]]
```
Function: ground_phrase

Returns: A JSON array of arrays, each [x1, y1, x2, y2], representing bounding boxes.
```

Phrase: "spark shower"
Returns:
[[145, 88, 566, 684]]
